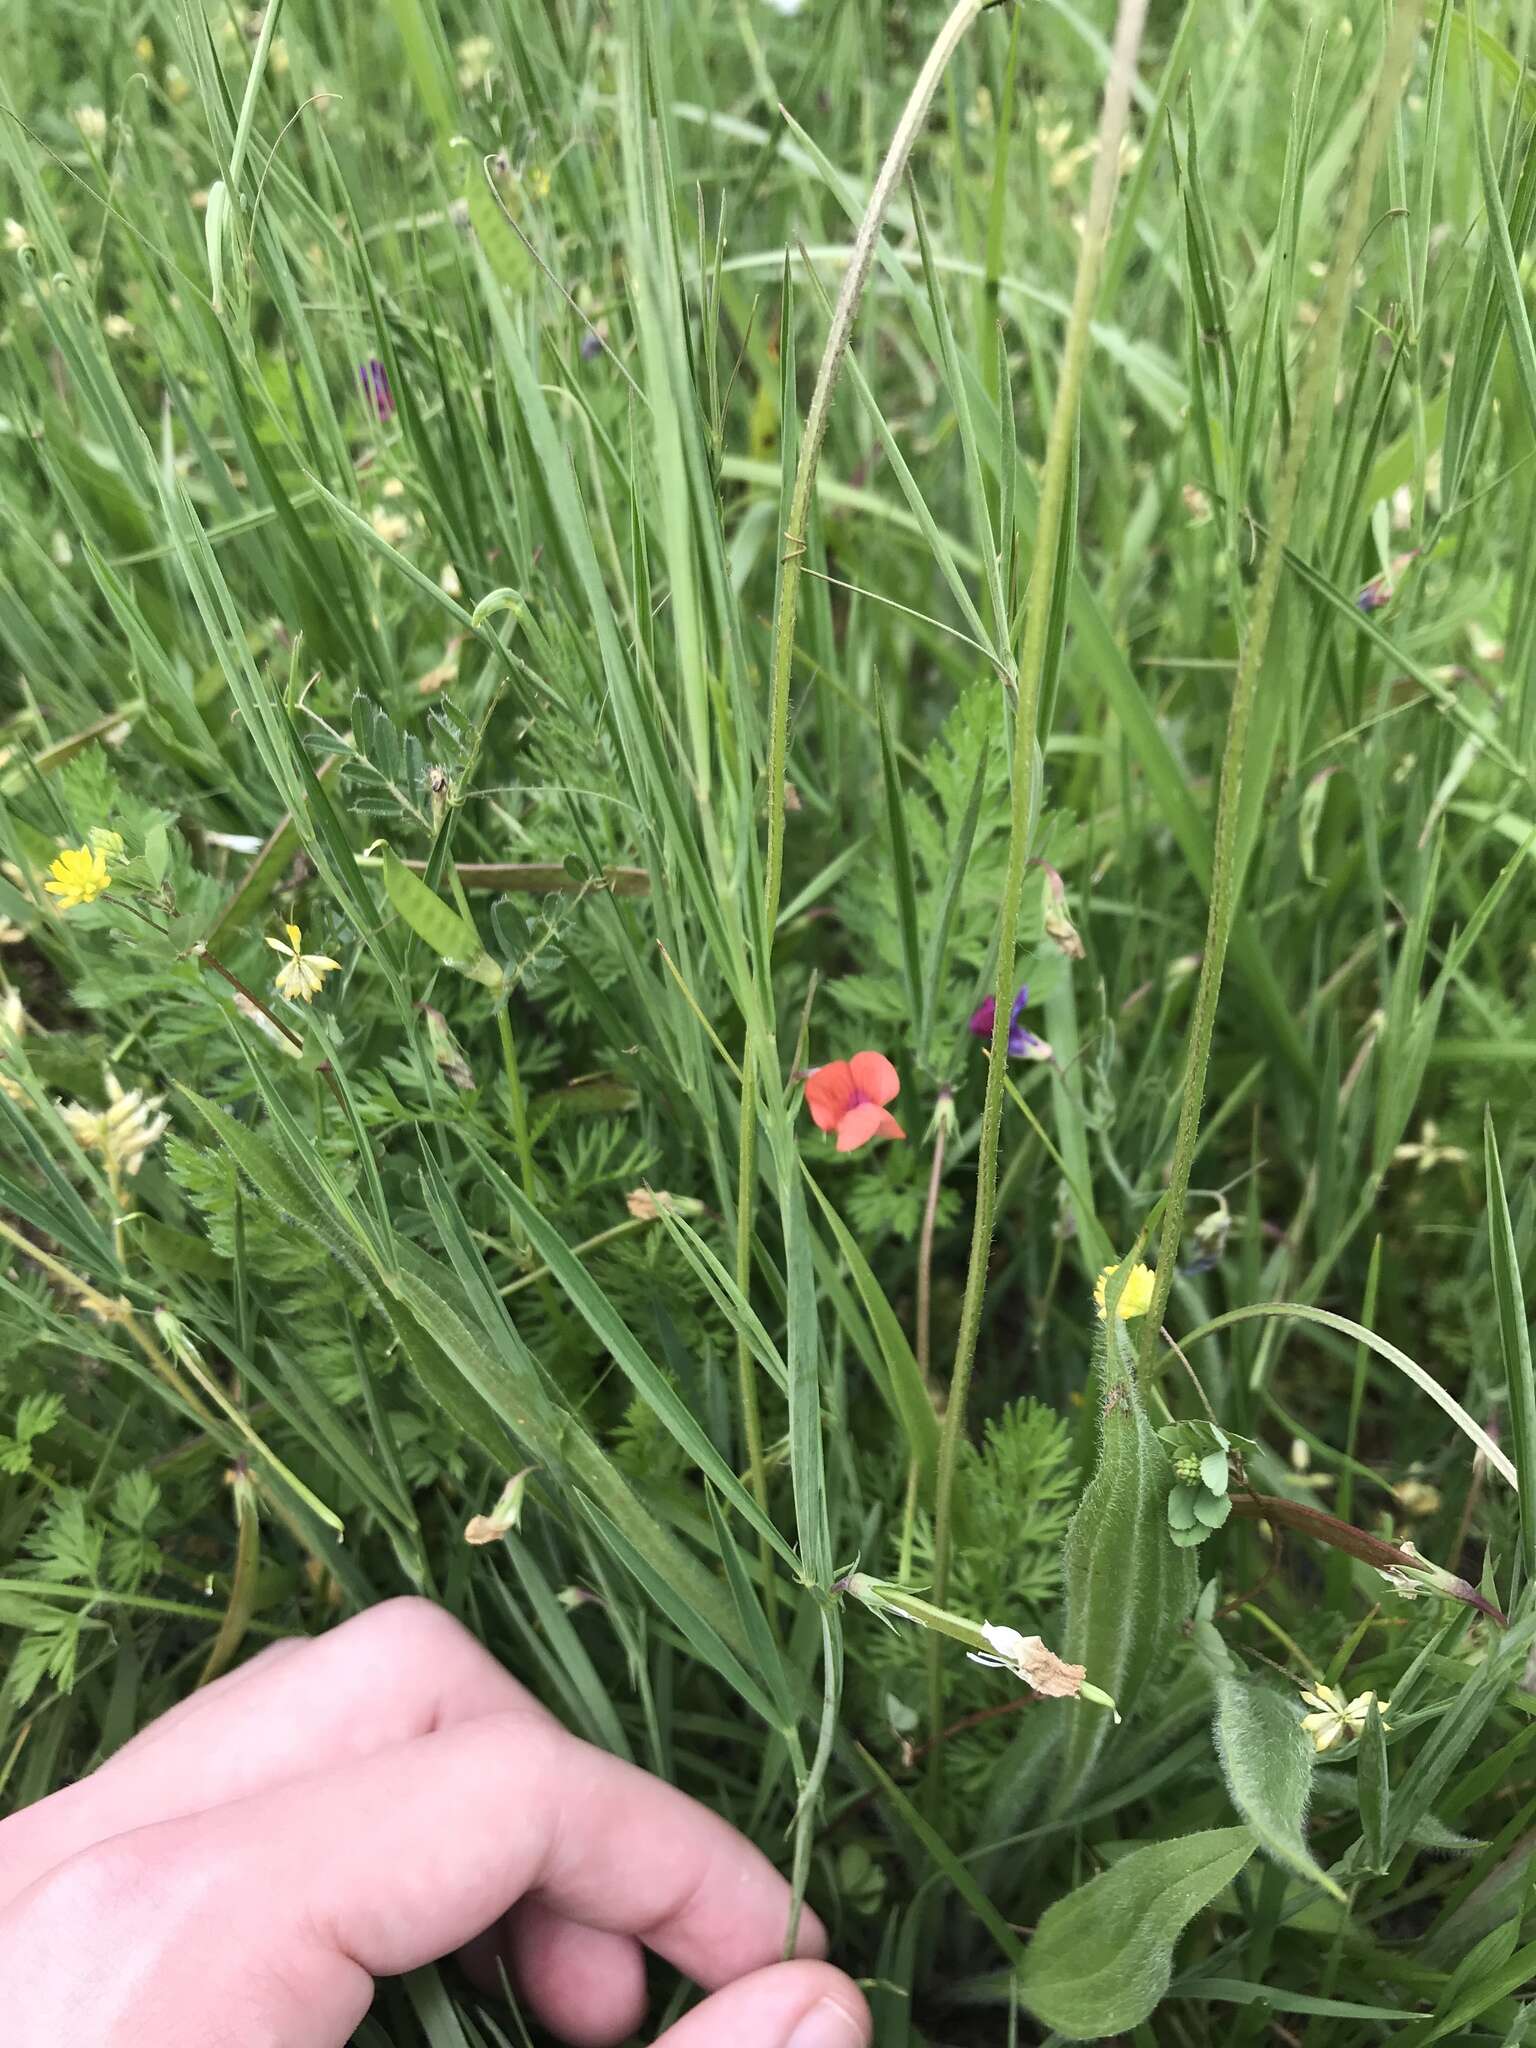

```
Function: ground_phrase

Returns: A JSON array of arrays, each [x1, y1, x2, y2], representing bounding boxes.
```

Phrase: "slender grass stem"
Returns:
[[915, 1090, 952, 1398], [194, 945, 301, 1047], [0, 1577, 287, 1631], [496, 1213, 653, 1298], [929, 0, 1153, 1737], [733, 0, 992, 1547], [494, 1004, 538, 1201], [1135, 0, 1427, 1376], [734, 1071, 772, 1537], [0, 1216, 216, 1429], [759, 0, 995, 951]]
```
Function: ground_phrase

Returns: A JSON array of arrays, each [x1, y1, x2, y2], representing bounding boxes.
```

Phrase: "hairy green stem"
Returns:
[[1135, 0, 1426, 1374], [930, 0, 1152, 1675]]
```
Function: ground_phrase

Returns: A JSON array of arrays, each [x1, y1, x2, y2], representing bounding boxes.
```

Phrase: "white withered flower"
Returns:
[[971, 1622, 1088, 1700]]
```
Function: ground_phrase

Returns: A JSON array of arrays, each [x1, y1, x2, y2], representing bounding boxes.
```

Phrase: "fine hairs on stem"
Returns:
[[927, 0, 1152, 1744], [1134, 0, 1427, 1377]]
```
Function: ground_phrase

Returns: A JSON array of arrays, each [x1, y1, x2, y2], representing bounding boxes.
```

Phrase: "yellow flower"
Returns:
[[1093, 1259, 1156, 1322], [266, 922, 340, 1003], [456, 33, 494, 88], [0, 990, 27, 1102], [59, 1072, 170, 1179], [1393, 1477, 1441, 1518], [369, 506, 411, 546], [1392, 1120, 1469, 1174], [45, 844, 112, 910], [1299, 1682, 1389, 1754]]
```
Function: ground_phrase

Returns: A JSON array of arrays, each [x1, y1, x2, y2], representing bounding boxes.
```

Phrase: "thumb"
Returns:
[[655, 1961, 870, 2048]]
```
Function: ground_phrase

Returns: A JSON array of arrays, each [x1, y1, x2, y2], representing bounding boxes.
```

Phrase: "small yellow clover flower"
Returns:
[[1299, 1682, 1389, 1754], [266, 922, 341, 1004], [45, 843, 113, 910], [1093, 1259, 1156, 1322]]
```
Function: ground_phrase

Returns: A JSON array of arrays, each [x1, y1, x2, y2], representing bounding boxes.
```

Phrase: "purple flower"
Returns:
[[358, 357, 394, 423], [1355, 548, 1419, 614], [968, 984, 1048, 1059]]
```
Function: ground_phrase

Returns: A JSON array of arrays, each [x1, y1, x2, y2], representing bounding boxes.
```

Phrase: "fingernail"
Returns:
[[786, 1997, 869, 2048]]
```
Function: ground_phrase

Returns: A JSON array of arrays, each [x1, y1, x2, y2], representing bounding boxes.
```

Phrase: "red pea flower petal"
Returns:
[[848, 1049, 900, 1106], [804, 1060, 856, 1131], [834, 1101, 888, 1153]]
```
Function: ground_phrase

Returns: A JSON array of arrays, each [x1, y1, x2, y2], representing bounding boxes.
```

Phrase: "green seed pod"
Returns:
[[1054, 1311, 1196, 1808]]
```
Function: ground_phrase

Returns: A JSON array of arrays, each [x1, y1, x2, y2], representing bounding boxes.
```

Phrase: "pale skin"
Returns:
[[0, 1599, 871, 2048]]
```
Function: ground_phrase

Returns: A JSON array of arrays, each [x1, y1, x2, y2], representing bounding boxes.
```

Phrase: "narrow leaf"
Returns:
[[380, 848, 501, 986], [877, 687, 923, 1026], [1485, 1110, 1536, 1584]]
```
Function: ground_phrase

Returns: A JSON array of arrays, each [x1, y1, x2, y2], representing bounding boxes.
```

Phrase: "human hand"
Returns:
[[0, 1598, 871, 2048]]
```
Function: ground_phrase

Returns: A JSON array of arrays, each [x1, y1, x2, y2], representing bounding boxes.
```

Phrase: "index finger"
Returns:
[[13, 1711, 824, 2047], [0, 1598, 547, 1912]]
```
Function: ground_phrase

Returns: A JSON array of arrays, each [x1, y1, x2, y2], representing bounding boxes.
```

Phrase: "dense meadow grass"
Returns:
[[2, 0, 1536, 2037]]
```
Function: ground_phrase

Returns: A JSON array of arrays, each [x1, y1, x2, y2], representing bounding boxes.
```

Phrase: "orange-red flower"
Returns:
[[803, 1050, 906, 1153]]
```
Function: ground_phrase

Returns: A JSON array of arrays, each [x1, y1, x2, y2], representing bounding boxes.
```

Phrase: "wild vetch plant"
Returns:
[[2, 0, 1535, 2038]]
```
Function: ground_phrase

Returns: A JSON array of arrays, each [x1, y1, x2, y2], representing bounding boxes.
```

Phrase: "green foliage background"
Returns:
[[1, 0, 1535, 2039]]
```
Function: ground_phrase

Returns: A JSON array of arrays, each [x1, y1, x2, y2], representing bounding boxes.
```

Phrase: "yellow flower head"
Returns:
[[59, 1071, 169, 1178], [45, 843, 112, 910], [265, 922, 340, 1004], [1299, 1682, 1389, 1754], [1093, 1259, 1156, 1322], [0, 990, 27, 1103]]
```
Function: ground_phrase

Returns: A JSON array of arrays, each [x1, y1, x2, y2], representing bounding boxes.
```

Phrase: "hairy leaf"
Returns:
[[1019, 1826, 1256, 2039]]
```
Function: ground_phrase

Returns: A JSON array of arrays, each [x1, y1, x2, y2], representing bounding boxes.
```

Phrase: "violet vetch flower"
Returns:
[[1355, 548, 1419, 614], [358, 357, 394, 423], [968, 984, 1049, 1060]]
